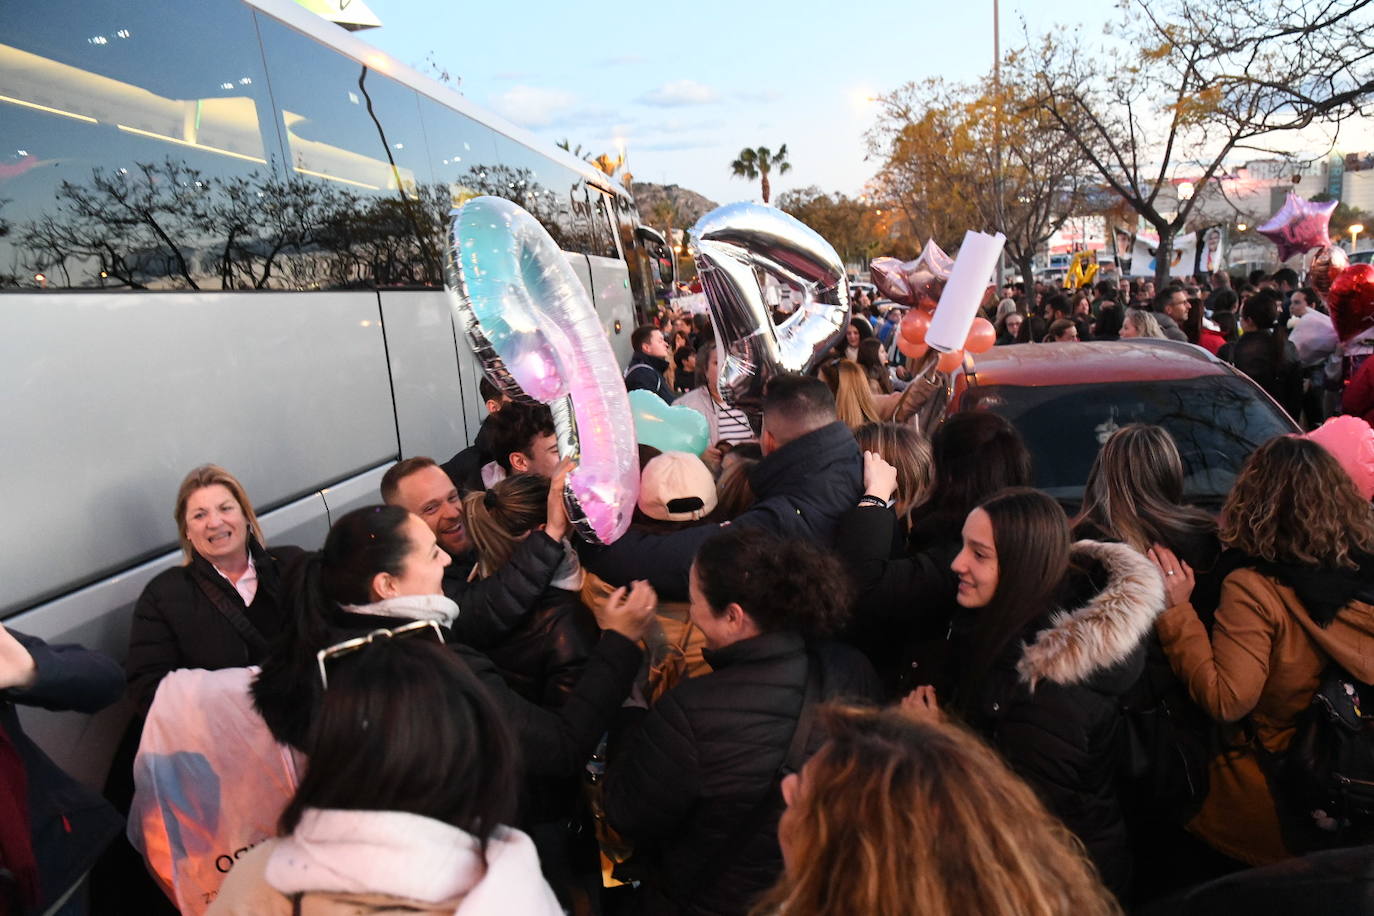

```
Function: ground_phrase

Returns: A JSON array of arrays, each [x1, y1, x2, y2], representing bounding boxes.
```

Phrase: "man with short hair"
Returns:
[[1204, 270, 1231, 313], [441, 376, 509, 494], [480, 401, 561, 488], [625, 326, 676, 403], [1150, 287, 1190, 342], [381, 455, 566, 648], [582, 373, 861, 598]]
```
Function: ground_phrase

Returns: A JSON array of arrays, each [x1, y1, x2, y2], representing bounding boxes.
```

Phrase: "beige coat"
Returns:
[[1155, 568, 1374, 865]]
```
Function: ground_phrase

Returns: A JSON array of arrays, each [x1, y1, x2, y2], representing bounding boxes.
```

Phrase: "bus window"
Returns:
[[587, 188, 621, 260], [486, 134, 585, 253], [415, 95, 499, 213], [0, 0, 279, 290], [254, 14, 442, 289]]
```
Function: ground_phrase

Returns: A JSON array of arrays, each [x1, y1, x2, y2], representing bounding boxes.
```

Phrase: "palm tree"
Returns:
[[730, 145, 791, 204]]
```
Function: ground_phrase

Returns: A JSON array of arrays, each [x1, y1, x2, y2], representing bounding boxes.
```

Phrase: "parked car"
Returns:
[[949, 340, 1300, 512]]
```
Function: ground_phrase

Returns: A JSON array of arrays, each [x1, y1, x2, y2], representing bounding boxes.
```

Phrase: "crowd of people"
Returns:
[[849, 267, 1350, 430], [6, 275, 1374, 916]]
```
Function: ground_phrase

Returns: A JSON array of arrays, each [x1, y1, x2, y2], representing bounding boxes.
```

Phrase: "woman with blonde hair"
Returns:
[[757, 705, 1120, 916], [126, 464, 305, 712], [853, 422, 933, 528], [461, 473, 598, 706], [1152, 435, 1374, 865], [1119, 309, 1167, 340], [819, 359, 894, 430]]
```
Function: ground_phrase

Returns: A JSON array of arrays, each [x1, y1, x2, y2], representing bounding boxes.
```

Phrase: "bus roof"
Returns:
[[243, 0, 630, 200]]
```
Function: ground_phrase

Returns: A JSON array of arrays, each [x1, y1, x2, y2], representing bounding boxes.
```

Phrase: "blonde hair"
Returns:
[[174, 465, 265, 564], [1075, 424, 1215, 553], [1221, 436, 1374, 568], [854, 423, 934, 520], [1123, 309, 1166, 339], [754, 706, 1120, 916], [461, 474, 550, 578], [829, 359, 881, 430]]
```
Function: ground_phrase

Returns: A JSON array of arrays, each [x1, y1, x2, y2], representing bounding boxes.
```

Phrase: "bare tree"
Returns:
[[1032, 0, 1374, 286]]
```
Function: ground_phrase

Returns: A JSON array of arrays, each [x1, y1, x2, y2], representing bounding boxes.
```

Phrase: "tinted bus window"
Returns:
[[0, 0, 279, 290], [486, 134, 586, 252], [588, 187, 621, 259], [254, 15, 443, 289]]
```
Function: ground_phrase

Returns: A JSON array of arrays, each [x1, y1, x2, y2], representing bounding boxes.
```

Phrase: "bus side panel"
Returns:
[[378, 290, 469, 462], [587, 253, 636, 367], [8, 490, 332, 790], [0, 291, 398, 618]]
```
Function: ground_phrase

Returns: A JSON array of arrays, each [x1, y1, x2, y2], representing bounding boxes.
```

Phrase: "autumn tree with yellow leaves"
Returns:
[[868, 68, 1088, 312]]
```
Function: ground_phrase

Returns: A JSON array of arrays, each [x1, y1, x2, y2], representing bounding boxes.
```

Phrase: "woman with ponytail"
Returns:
[[461, 474, 598, 706]]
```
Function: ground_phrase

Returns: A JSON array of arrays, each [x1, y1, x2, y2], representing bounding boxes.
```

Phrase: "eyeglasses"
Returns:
[[315, 619, 445, 689]]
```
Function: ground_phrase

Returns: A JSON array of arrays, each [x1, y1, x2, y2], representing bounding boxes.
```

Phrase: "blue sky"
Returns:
[[358, 0, 1097, 204]]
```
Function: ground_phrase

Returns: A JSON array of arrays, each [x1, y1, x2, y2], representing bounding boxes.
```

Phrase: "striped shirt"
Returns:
[[714, 399, 754, 444]]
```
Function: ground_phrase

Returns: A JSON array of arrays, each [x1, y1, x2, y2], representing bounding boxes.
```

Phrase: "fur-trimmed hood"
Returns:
[[1017, 540, 1166, 689]]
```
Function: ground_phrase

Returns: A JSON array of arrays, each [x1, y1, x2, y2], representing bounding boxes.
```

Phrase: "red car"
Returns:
[[949, 340, 1300, 510]]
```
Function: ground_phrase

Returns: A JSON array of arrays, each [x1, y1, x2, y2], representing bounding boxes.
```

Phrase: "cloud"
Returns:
[[491, 85, 577, 127], [638, 79, 719, 107], [637, 137, 719, 152]]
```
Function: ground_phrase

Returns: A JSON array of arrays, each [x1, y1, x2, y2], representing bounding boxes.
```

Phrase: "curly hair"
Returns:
[[692, 528, 851, 638], [1221, 436, 1374, 568], [753, 705, 1119, 916]]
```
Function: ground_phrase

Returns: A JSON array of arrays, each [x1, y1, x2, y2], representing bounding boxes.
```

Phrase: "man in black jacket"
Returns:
[[625, 325, 676, 403], [440, 376, 508, 494], [381, 457, 565, 649], [583, 374, 862, 599], [1, 626, 123, 916]]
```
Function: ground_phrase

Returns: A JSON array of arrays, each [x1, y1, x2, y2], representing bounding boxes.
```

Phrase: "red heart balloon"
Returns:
[[1328, 263, 1374, 343]]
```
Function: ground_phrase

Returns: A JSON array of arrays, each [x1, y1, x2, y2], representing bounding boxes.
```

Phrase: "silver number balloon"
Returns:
[[689, 203, 849, 412]]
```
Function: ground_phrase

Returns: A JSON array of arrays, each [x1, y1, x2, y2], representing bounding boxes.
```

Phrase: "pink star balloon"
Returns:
[[1257, 192, 1338, 262]]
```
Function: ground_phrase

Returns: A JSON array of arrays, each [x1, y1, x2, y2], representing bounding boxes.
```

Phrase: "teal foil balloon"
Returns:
[[629, 389, 710, 455], [446, 196, 638, 545]]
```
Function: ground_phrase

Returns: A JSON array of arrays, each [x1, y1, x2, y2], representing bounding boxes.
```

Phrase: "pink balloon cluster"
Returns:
[[870, 240, 995, 367]]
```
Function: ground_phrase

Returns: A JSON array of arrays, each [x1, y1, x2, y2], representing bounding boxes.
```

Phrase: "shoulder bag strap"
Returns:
[[187, 562, 271, 656]]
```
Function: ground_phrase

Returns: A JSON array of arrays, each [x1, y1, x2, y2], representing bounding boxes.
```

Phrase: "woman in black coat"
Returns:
[[126, 465, 303, 713], [946, 488, 1165, 901], [460, 473, 598, 707], [603, 528, 881, 916]]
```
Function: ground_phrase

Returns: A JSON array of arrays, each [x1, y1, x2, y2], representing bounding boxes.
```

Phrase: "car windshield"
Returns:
[[960, 376, 1296, 509]]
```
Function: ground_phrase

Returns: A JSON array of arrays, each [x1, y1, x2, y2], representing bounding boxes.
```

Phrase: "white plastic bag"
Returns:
[[129, 666, 300, 915]]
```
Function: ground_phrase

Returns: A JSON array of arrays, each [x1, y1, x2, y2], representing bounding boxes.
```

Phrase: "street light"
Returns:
[[1236, 222, 1247, 232], [1351, 223, 1365, 251]]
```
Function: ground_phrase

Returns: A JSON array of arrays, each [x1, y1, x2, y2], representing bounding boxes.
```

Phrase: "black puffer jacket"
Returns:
[[484, 586, 599, 707], [583, 421, 862, 599], [440, 418, 496, 495], [966, 540, 1165, 900], [126, 538, 304, 713], [442, 531, 566, 651], [4, 631, 125, 915], [833, 503, 962, 697], [603, 632, 881, 916]]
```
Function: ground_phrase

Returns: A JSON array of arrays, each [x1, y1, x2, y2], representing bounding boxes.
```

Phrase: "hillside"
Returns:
[[630, 182, 719, 233]]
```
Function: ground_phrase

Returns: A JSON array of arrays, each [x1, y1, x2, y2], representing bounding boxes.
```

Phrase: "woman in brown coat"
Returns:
[[1150, 436, 1374, 866]]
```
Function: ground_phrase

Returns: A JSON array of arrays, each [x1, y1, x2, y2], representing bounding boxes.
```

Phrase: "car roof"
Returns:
[[958, 340, 1234, 388]]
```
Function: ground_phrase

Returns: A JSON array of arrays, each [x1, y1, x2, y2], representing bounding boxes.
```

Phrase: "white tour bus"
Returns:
[[0, 0, 674, 785]]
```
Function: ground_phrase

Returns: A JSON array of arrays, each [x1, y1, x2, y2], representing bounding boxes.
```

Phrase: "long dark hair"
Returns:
[[693, 528, 852, 638], [960, 489, 1071, 702], [253, 504, 415, 750], [922, 413, 1032, 528], [279, 638, 519, 850]]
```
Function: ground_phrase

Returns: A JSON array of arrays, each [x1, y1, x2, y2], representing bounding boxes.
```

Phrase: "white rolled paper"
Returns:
[[926, 230, 1006, 353]]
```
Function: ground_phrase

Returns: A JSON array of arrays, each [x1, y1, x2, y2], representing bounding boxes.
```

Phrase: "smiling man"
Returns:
[[381, 456, 565, 648]]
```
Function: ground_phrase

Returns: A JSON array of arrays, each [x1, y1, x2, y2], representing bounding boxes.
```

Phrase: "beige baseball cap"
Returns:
[[638, 452, 718, 522]]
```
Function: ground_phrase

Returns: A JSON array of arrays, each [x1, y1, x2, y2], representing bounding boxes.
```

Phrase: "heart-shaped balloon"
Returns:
[[1257, 193, 1338, 262], [1306, 245, 1349, 297], [871, 256, 915, 304], [628, 389, 710, 455], [1328, 263, 1374, 343]]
